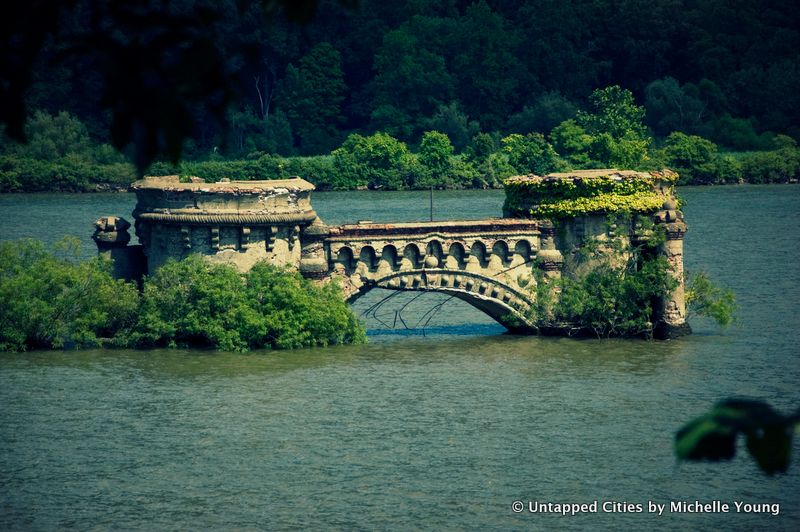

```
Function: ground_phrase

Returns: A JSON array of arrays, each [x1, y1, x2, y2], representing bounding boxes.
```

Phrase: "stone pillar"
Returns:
[[299, 217, 330, 279], [653, 200, 691, 339], [92, 216, 146, 282], [93, 216, 131, 250], [536, 220, 563, 280]]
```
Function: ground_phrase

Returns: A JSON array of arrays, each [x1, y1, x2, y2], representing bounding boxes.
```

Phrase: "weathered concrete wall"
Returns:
[[130, 176, 317, 272], [137, 223, 305, 272]]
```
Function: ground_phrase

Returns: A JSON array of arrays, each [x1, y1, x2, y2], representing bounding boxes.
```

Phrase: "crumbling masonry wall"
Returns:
[[95, 170, 689, 338]]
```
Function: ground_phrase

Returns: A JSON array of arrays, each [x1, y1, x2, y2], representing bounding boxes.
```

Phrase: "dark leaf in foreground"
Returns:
[[675, 398, 798, 475]]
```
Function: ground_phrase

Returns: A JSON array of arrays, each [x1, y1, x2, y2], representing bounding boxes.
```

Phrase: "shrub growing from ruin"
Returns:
[[129, 257, 367, 351], [685, 271, 737, 326], [524, 229, 735, 338], [0, 242, 366, 352], [526, 232, 678, 338]]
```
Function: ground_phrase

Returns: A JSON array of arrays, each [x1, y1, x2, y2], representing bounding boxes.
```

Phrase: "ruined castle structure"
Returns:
[[94, 171, 689, 338]]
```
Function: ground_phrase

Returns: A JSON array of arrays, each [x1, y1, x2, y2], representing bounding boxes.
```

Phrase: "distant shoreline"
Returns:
[[2, 180, 798, 195]]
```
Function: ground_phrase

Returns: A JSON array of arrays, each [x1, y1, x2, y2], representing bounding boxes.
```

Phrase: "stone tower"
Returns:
[[130, 176, 320, 273]]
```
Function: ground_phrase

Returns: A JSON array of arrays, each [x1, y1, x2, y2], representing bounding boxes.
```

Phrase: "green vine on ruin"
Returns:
[[503, 170, 677, 219], [530, 191, 667, 218]]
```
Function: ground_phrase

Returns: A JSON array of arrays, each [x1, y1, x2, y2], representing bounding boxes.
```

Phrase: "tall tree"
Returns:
[[280, 42, 346, 153], [446, 1, 523, 130], [369, 27, 454, 140], [645, 77, 708, 137], [578, 85, 648, 140], [424, 102, 480, 152]]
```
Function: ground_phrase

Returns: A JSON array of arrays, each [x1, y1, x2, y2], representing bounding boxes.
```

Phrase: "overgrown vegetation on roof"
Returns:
[[503, 170, 676, 219]]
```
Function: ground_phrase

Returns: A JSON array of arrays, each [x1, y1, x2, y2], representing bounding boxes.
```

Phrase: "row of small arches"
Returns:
[[332, 239, 536, 273]]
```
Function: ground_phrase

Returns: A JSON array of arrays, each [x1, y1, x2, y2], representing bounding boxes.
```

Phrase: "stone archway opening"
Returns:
[[351, 287, 509, 336], [345, 269, 534, 334]]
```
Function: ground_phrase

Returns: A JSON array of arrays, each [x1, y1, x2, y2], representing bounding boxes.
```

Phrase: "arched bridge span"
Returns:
[[320, 219, 562, 331]]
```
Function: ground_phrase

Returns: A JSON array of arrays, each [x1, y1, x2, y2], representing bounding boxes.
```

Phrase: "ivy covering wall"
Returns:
[[503, 170, 677, 219]]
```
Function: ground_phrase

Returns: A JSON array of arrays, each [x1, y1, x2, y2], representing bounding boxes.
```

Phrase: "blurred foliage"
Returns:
[[1, 0, 355, 172], [676, 399, 799, 475]]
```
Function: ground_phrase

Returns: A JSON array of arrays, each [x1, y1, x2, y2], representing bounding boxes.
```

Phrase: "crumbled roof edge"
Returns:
[[505, 169, 677, 183], [131, 175, 316, 192]]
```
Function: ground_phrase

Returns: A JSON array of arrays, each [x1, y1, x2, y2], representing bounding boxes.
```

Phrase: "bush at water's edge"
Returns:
[[0, 239, 365, 352]]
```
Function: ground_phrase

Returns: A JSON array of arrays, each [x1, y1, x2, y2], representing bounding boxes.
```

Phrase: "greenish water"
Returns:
[[1, 186, 799, 530]]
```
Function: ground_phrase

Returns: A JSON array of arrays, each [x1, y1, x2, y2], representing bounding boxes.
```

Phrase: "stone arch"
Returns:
[[424, 240, 444, 268], [359, 245, 378, 272], [492, 240, 511, 265], [378, 244, 399, 272], [401, 243, 422, 270], [346, 270, 534, 333], [446, 242, 466, 269], [514, 239, 533, 263], [469, 241, 489, 269], [336, 246, 355, 273]]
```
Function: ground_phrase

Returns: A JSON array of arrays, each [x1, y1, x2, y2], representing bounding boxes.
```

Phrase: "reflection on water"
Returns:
[[1, 185, 799, 530]]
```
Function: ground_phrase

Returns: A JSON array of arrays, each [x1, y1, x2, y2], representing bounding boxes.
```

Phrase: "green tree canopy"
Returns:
[[502, 133, 564, 175], [645, 77, 708, 137], [4, 0, 800, 166], [370, 27, 454, 140], [578, 85, 648, 141], [331, 132, 419, 190], [506, 91, 579, 136], [20, 111, 92, 160], [280, 42, 346, 153]]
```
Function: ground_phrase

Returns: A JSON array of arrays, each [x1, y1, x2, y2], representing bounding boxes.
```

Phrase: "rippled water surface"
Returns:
[[1, 186, 799, 530]]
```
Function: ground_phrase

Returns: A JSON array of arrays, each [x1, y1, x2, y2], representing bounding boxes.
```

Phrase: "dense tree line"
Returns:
[[4, 0, 798, 168], [2, 86, 799, 193]]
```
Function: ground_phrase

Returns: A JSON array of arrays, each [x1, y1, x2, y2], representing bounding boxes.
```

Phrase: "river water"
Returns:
[[1, 186, 798, 530]]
